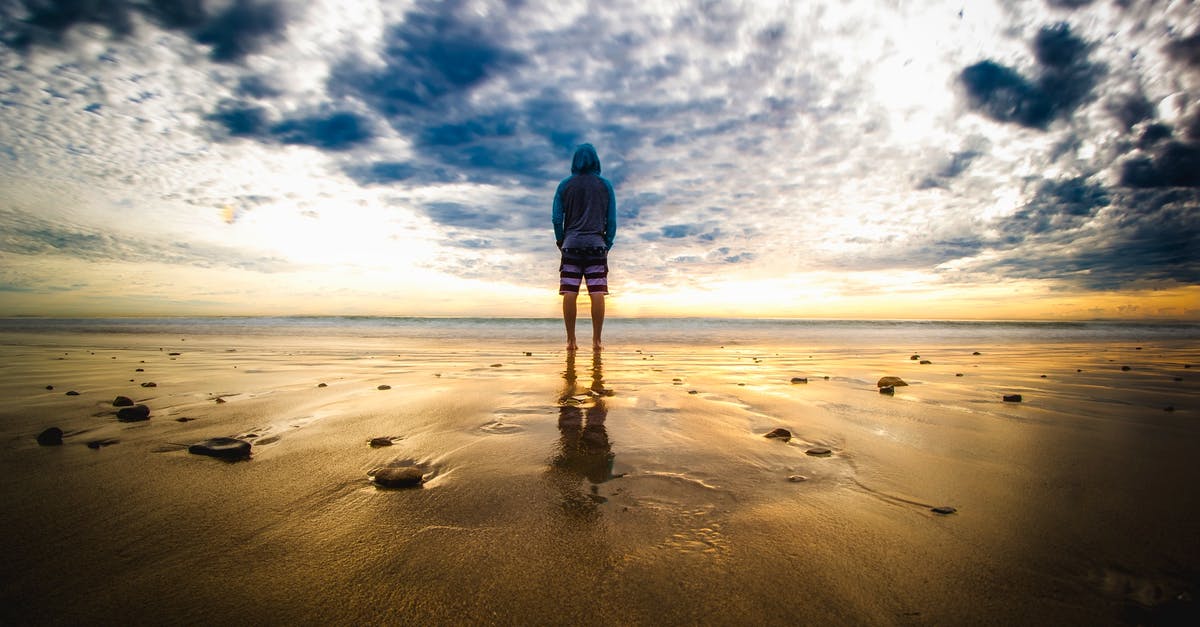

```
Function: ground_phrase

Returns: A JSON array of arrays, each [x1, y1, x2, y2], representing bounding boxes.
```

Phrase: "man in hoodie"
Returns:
[[552, 144, 617, 351]]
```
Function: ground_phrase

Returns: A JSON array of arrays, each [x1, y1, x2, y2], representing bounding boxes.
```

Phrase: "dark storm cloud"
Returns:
[[960, 23, 1100, 129], [1119, 141, 1200, 188], [206, 102, 375, 151], [977, 183, 1199, 288], [0, 0, 290, 62], [999, 177, 1109, 240], [1164, 31, 1200, 69], [0, 208, 291, 271]]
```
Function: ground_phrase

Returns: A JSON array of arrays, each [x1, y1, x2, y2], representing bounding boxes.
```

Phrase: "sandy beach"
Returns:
[[1, 319, 1198, 625]]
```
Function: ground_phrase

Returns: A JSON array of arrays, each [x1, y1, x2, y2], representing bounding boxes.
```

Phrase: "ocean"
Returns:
[[1, 316, 1197, 347]]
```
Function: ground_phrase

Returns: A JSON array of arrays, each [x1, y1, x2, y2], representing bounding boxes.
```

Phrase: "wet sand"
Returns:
[[1, 330, 1198, 625]]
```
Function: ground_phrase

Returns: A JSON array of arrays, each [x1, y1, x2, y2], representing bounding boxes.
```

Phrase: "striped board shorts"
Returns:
[[559, 247, 609, 295]]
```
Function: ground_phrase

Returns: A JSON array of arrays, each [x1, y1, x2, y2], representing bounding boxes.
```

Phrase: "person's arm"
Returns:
[[603, 179, 617, 250], [552, 181, 566, 248]]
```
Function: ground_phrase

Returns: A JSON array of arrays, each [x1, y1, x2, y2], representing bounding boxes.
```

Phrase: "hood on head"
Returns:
[[571, 144, 601, 175]]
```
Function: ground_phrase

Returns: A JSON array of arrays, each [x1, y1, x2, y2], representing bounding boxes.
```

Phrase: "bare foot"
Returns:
[[592, 342, 603, 352], [566, 342, 578, 351]]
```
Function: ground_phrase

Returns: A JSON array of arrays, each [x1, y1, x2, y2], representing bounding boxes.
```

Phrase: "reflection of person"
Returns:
[[552, 143, 617, 352], [550, 352, 613, 515]]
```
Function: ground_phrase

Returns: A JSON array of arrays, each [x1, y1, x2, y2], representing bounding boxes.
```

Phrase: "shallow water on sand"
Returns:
[[0, 325, 1198, 625]]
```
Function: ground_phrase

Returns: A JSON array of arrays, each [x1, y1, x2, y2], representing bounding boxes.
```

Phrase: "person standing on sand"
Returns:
[[553, 143, 617, 351]]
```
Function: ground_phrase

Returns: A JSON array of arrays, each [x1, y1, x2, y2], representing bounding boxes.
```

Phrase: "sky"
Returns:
[[0, 0, 1197, 320]]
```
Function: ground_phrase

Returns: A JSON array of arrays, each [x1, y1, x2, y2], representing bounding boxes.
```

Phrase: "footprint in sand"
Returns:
[[480, 420, 523, 434]]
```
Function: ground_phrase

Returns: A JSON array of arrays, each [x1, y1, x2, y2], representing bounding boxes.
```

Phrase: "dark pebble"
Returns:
[[787, 475, 808, 482], [168, 352, 181, 356], [117, 404, 151, 421], [215, 397, 226, 403], [1040, 374, 1047, 378], [879, 386, 895, 395], [377, 384, 391, 390], [955, 373, 964, 377], [140, 382, 157, 388], [45, 385, 53, 390], [1121, 366, 1132, 371], [688, 390, 698, 394], [764, 428, 792, 442], [1003, 394, 1022, 403], [65, 390, 80, 396], [318, 383, 327, 387], [524, 352, 532, 356], [113, 396, 134, 407], [86, 439, 118, 449], [37, 427, 64, 446], [175, 417, 196, 422], [135, 368, 144, 372], [931, 506, 957, 515], [972, 351, 981, 356], [806, 447, 832, 456], [919, 360, 932, 365], [373, 466, 425, 488], [910, 355, 920, 360], [188, 437, 252, 460], [790, 377, 808, 384], [490, 363, 503, 368], [369, 437, 394, 447]]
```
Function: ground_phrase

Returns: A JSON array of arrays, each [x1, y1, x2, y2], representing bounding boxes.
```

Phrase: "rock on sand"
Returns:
[[764, 428, 792, 442], [188, 437, 252, 461], [1003, 394, 1023, 403], [877, 376, 908, 388], [112, 396, 134, 407], [37, 427, 64, 446], [116, 404, 151, 422], [373, 466, 425, 488]]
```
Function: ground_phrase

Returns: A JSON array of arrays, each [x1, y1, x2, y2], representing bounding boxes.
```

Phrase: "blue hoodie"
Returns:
[[552, 144, 617, 250]]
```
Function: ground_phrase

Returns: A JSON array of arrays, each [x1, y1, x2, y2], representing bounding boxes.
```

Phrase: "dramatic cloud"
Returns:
[[0, 0, 1197, 317]]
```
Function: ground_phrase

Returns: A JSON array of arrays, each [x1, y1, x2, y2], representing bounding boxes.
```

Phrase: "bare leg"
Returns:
[[590, 293, 605, 351], [562, 292, 578, 351]]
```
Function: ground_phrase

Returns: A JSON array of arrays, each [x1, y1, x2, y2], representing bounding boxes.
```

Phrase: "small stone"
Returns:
[[65, 390, 80, 396], [377, 384, 391, 390], [806, 447, 832, 456], [188, 437, 252, 460], [1121, 366, 1132, 371], [1164, 406, 1175, 412], [317, 383, 327, 387], [931, 506, 957, 515], [490, 363, 502, 368], [877, 376, 907, 388], [117, 404, 151, 421], [879, 386, 895, 395], [112, 396, 134, 407], [524, 352, 532, 356], [135, 368, 144, 372], [37, 427, 64, 446], [369, 437, 394, 447], [764, 428, 792, 442], [140, 382, 157, 388], [86, 439, 118, 449], [373, 466, 425, 488], [919, 360, 932, 365], [955, 373, 964, 377], [787, 475, 808, 482], [1040, 374, 1047, 378], [175, 417, 195, 422], [215, 397, 226, 404], [910, 355, 920, 360], [688, 390, 698, 394], [972, 351, 981, 356], [1002, 394, 1022, 403], [790, 377, 808, 384], [45, 385, 53, 390], [168, 352, 181, 356]]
